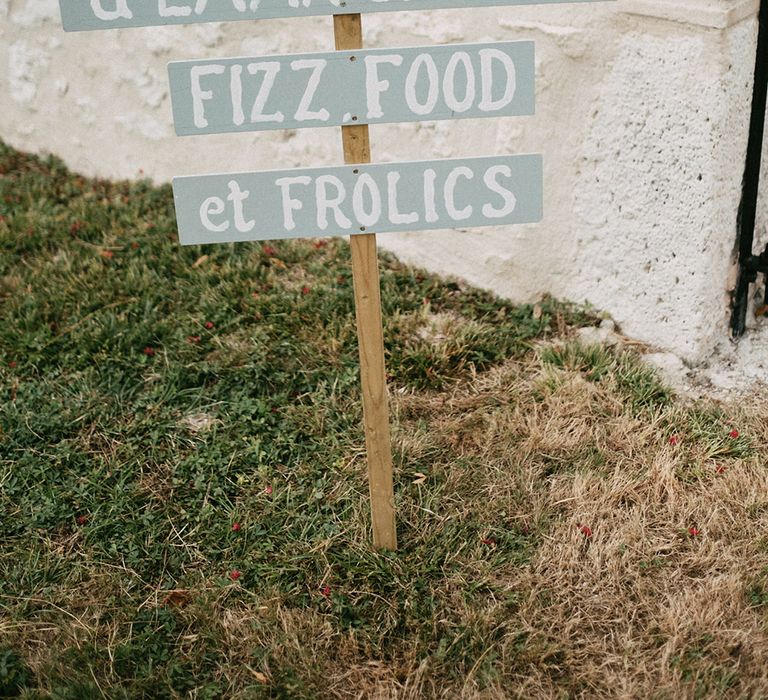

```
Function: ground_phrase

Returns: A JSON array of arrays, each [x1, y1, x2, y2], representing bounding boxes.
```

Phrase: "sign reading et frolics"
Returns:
[[173, 155, 543, 245], [61, 0, 610, 31], [169, 42, 535, 135]]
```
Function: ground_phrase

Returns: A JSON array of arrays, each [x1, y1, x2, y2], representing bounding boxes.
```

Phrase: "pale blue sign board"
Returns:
[[60, 0, 612, 31], [173, 155, 543, 245], [169, 42, 534, 136]]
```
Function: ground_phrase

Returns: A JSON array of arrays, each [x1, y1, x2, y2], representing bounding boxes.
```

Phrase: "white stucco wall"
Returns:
[[0, 0, 761, 363]]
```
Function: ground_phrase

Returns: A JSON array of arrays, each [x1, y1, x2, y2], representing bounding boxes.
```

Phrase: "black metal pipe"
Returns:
[[731, 0, 768, 337]]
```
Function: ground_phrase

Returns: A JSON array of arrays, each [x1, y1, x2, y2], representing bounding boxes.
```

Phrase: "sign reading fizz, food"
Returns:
[[168, 42, 535, 135]]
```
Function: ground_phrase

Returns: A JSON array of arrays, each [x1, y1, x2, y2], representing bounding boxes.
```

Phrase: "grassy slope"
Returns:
[[1, 142, 767, 699]]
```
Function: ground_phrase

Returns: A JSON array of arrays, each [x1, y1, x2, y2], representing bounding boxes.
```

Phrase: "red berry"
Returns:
[[481, 537, 496, 546], [320, 585, 331, 597], [265, 485, 273, 495], [230, 570, 242, 581], [579, 525, 593, 538], [301, 286, 311, 295], [729, 430, 740, 439], [688, 527, 701, 537], [262, 245, 277, 257], [76, 515, 88, 526], [8, 361, 17, 369], [100, 250, 114, 260], [187, 336, 201, 344], [204, 321, 215, 330], [668, 436, 679, 446], [143, 346, 155, 357], [232, 522, 241, 532]]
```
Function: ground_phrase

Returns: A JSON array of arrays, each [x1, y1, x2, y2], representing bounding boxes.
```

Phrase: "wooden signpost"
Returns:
[[58, 0, 610, 551]]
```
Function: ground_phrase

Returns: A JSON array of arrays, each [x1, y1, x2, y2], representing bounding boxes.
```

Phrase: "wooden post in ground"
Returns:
[[333, 13, 397, 551]]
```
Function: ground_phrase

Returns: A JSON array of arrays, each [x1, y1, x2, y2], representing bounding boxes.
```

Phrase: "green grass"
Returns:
[[539, 341, 672, 413], [0, 142, 596, 697]]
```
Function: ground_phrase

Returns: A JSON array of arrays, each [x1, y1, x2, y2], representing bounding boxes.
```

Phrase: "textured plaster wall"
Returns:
[[569, 10, 755, 360], [0, 0, 759, 363]]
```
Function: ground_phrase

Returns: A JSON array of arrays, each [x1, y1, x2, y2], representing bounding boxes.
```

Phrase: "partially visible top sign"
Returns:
[[169, 42, 535, 136], [60, 0, 612, 31]]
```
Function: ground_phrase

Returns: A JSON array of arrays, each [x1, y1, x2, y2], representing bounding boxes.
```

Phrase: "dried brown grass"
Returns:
[[385, 352, 768, 698]]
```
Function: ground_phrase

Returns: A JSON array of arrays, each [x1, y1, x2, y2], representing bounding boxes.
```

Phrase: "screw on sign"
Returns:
[[57, 0, 613, 550]]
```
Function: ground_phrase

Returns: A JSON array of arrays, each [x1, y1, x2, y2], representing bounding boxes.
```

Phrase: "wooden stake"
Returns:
[[333, 13, 397, 551]]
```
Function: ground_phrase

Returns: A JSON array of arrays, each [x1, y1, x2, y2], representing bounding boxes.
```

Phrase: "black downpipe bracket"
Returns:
[[732, 0, 768, 337]]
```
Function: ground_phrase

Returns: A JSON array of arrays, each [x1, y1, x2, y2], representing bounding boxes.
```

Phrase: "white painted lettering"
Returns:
[[159, 0, 192, 17], [478, 49, 517, 113], [231, 65, 244, 126], [275, 176, 312, 231], [291, 59, 330, 122], [200, 196, 228, 233], [226, 180, 255, 232], [248, 62, 284, 123], [89, 0, 132, 20], [352, 174, 382, 228], [482, 165, 517, 218], [191, 64, 225, 129], [365, 54, 404, 119], [444, 166, 474, 221], [231, 0, 262, 11], [404, 53, 439, 116], [387, 172, 418, 225], [443, 52, 476, 114], [316, 175, 352, 230], [423, 168, 438, 223]]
